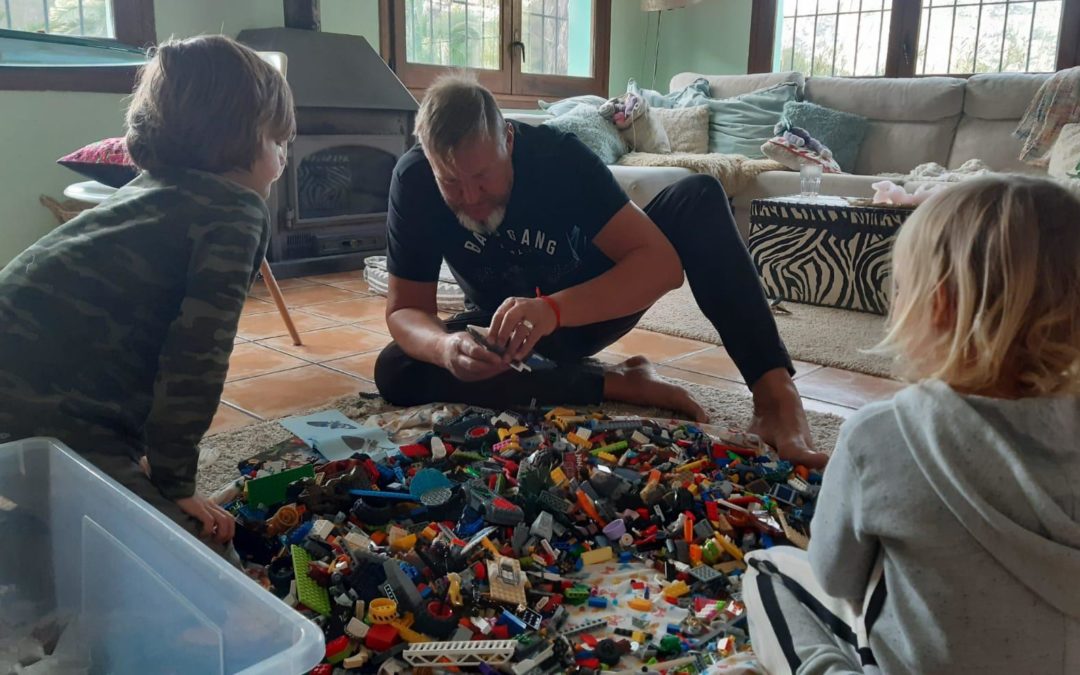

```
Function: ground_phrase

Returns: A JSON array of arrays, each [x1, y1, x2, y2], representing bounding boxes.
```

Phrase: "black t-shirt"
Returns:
[[386, 121, 630, 312]]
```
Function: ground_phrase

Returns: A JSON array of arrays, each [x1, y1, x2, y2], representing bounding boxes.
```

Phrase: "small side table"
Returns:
[[748, 195, 913, 315], [53, 181, 302, 345]]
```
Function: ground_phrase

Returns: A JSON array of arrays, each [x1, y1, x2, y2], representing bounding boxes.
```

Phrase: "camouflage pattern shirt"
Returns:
[[0, 168, 269, 499]]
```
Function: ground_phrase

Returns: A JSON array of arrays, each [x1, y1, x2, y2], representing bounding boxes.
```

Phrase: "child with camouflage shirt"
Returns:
[[0, 35, 294, 555]]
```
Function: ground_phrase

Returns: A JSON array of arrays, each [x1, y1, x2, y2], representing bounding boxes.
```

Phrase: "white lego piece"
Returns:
[[342, 530, 371, 553], [308, 519, 334, 542], [345, 617, 369, 639], [430, 436, 447, 459], [631, 431, 650, 445], [403, 639, 517, 666], [575, 427, 592, 440], [495, 412, 521, 427]]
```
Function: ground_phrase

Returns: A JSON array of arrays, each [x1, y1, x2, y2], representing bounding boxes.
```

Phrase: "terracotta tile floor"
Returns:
[[209, 271, 903, 434]]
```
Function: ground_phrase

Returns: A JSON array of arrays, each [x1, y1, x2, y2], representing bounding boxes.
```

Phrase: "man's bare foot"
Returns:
[[604, 356, 708, 422], [748, 368, 828, 469]]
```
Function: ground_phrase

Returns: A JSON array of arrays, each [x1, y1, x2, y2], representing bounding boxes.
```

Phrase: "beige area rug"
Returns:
[[197, 377, 845, 494], [638, 284, 895, 378]]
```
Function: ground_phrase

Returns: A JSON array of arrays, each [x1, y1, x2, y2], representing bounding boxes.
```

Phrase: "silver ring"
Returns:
[[521, 319, 535, 331]]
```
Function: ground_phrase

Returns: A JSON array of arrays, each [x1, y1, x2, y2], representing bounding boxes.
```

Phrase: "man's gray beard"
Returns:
[[455, 205, 506, 235]]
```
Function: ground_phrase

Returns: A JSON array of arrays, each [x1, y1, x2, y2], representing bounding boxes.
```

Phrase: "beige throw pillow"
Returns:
[[651, 105, 710, 154], [1048, 123, 1080, 179]]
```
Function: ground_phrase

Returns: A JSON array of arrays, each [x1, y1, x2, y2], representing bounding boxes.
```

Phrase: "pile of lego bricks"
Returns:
[[224, 406, 822, 674]]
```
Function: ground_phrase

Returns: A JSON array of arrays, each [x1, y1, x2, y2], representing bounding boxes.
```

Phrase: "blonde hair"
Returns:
[[125, 35, 295, 173], [414, 72, 505, 163], [879, 175, 1080, 396]]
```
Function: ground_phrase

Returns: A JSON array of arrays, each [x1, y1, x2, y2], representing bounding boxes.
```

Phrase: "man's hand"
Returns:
[[440, 332, 512, 382], [175, 495, 236, 544], [488, 297, 558, 363]]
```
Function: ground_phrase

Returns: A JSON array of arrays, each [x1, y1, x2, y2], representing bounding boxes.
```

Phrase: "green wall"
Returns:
[[0, 0, 381, 267], [640, 0, 752, 93]]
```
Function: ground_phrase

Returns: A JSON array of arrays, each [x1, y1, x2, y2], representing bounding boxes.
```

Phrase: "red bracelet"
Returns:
[[535, 287, 561, 328]]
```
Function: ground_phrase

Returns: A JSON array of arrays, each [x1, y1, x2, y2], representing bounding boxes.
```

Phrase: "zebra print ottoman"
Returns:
[[748, 196, 912, 315]]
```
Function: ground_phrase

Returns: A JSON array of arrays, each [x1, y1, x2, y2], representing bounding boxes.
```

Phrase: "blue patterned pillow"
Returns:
[[782, 101, 868, 173], [543, 104, 627, 164]]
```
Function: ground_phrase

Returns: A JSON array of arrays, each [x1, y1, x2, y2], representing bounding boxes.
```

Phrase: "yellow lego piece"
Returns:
[[628, 598, 653, 612], [663, 580, 690, 599], [675, 458, 709, 473], [579, 546, 613, 566], [390, 533, 417, 552], [481, 537, 501, 558], [391, 613, 431, 643], [508, 425, 528, 436], [546, 407, 577, 420], [550, 467, 568, 486], [596, 452, 618, 464], [567, 433, 593, 450], [714, 534, 745, 561], [632, 630, 646, 643]]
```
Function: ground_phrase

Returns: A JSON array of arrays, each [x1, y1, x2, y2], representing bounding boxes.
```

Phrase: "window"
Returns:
[[749, 0, 1080, 76], [382, 0, 610, 106], [0, 0, 154, 92], [3, 0, 113, 38]]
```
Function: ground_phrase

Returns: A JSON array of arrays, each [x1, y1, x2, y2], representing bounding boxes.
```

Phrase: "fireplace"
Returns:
[[238, 27, 418, 278]]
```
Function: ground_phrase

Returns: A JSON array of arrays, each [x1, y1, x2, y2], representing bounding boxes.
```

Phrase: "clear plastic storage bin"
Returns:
[[0, 437, 323, 674]]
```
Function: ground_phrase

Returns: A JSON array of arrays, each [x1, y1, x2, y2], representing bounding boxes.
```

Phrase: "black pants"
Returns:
[[375, 175, 792, 408]]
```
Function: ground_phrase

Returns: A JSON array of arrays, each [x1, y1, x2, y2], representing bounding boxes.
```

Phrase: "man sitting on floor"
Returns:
[[373, 74, 825, 468]]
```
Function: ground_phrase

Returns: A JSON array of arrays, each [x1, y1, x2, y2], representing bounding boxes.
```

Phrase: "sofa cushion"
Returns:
[[949, 117, 1043, 173], [855, 120, 959, 175], [1048, 123, 1080, 179], [805, 76, 966, 121], [964, 73, 1049, 120], [670, 71, 805, 100], [538, 95, 608, 117], [782, 101, 868, 172], [543, 104, 627, 164], [608, 165, 694, 207], [689, 82, 799, 157], [628, 77, 706, 109], [652, 105, 710, 153]]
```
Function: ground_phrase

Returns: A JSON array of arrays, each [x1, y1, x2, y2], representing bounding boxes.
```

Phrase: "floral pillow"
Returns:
[[57, 137, 138, 188]]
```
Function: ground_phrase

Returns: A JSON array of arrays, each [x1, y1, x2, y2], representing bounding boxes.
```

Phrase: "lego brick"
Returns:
[[579, 546, 613, 566], [403, 640, 517, 666], [290, 545, 331, 616], [247, 464, 315, 507]]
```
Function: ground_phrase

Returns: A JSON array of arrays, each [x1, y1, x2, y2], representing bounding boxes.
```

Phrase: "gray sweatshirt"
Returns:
[[808, 379, 1080, 675]]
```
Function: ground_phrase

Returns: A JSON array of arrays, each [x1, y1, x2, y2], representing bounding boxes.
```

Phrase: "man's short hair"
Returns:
[[414, 73, 505, 164], [125, 35, 295, 173]]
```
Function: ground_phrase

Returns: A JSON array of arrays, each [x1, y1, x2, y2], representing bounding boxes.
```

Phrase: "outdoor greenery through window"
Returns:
[[391, 0, 607, 101], [780, 0, 892, 75], [405, 0, 502, 69], [916, 0, 1062, 73], [777, 0, 1066, 75], [2, 0, 113, 38]]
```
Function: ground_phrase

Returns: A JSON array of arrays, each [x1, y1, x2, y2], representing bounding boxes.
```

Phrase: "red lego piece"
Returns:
[[325, 636, 350, 659], [364, 623, 400, 652], [399, 444, 430, 459], [577, 657, 601, 669], [581, 633, 599, 648], [705, 500, 720, 523], [491, 624, 510, 639], [311, 665, 333, 675]]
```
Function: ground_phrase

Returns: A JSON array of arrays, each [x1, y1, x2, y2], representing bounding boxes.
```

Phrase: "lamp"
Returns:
[[641, 0, 702, 88]]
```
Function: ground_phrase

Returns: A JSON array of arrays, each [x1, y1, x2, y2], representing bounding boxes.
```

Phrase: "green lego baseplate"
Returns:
[[291, 545, 331, 616], [246, 464, 316, 508]]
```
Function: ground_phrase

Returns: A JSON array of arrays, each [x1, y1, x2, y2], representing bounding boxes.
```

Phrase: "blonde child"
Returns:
[[0, 35, 294, 555], [743, 175, 1080, 674]]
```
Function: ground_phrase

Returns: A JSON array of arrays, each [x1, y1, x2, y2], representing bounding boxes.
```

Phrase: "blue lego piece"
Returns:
[[587, 596, 608, 609], [500, 609, 527, 635], [761, 534, 775, 549], [618, 551, 634, 563], [286, 521, 314, 546]]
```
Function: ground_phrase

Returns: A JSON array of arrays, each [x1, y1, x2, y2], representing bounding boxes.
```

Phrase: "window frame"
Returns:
[[380, 0, 610, 107], [0, 0, 154, 93], [748, 0, 1080, 77]]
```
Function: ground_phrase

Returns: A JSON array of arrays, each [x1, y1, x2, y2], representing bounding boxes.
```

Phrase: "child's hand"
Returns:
[[175, 495, 235, 544]]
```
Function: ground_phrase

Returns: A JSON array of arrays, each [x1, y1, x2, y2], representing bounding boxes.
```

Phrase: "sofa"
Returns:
[[508, 71, 1051, 239]]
